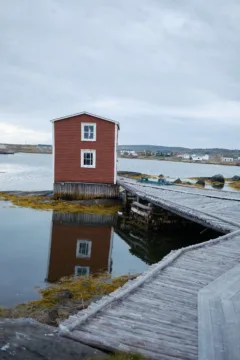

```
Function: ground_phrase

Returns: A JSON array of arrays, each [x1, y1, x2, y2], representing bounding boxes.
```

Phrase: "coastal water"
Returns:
[[0, 153, 239, 306], [0, 153, 239, 191]]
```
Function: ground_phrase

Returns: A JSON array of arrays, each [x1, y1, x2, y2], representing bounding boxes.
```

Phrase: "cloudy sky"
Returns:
[[1, 0, 240, 148]]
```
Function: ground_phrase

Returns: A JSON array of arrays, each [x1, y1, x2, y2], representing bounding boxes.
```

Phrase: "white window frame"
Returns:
[[81, 123, 96, 141], [81, 149, 96, 168], [76, 240, 92, 258], [74, 266, 90, 277]]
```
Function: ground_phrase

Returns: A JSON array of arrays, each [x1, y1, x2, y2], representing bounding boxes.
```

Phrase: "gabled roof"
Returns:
[[50, 111, 120, 129]]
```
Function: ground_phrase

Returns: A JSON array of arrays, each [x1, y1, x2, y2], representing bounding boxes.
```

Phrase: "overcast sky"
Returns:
[[1, 0, 240, 148]]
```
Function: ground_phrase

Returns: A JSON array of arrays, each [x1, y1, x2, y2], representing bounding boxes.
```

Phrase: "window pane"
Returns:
[[79, 242, 89, 255], [83, 152, 93, 165], [83, 125, 95, 140]]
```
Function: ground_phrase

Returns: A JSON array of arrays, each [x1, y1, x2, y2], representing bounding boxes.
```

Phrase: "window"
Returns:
[[81, 123, 96, 141], [81, 150, 96, 168], [76, 240, 92, 258], [75, 266, 90, 277]]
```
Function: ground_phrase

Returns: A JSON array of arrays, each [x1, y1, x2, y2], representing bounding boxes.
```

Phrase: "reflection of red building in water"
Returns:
[[47, 213, 115, 282]]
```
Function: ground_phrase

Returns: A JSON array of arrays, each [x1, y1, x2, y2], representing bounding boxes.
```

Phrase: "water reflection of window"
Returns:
[[76, 240, 92, 258], [75, 266, 90, 277]]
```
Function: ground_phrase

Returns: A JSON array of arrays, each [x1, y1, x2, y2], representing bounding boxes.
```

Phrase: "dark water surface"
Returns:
[[0, 154, 237, 306]]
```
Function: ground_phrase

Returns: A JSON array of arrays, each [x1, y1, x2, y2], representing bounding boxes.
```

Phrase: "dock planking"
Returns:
[[60, 178, 240, 359], [117, 177, 240, 233]]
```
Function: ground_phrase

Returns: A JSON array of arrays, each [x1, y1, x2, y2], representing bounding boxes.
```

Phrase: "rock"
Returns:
[[232, 175, 240, 181], [54, 290, 73, 301], [0, 318, 105, 359], [211, 174, 225, 183], [173, 178, 182, 184], [196, 178, 205, 186], [158, 174, 164, 178]]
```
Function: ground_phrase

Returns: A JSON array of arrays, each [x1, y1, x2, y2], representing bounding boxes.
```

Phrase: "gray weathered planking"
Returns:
[[117, 177, 240, 233], [59, 178, 240, 359]]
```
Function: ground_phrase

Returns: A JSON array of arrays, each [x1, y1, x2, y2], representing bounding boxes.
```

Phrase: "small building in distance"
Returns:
[[191, 153, 209, 162], [202, 154, 210, 161], [120, 150, 138, 158], [221, 156, 234, 162], [51, 112, 120, 199]]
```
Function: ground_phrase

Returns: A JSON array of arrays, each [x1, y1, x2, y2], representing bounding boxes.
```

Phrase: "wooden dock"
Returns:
[[117, 177, 240, 233], [59, 178, 240, 359]]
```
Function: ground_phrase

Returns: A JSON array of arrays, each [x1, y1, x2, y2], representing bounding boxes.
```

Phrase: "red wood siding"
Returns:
[[47, 223, 112, 282], [54, 114, 116, 184]]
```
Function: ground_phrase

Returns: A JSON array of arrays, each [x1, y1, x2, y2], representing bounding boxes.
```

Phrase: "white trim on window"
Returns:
[[81, 149, 96, 168], [76, 240, 92, 258], [114, 123, 118, 184], [74, 266, 90, 277], [81, 123, 96, 141]]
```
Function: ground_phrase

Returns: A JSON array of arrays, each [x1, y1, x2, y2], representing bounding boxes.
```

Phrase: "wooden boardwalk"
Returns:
[[60, 179, 240, 359], [117, 177, 240, 233]]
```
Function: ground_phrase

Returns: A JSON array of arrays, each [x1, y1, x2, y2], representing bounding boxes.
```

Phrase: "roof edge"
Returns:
[[50, 111, 120, 129]]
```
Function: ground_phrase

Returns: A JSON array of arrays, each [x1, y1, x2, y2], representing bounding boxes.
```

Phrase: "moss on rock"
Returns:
[[0, 273, 137, 325], [0, 193, 120, 215]]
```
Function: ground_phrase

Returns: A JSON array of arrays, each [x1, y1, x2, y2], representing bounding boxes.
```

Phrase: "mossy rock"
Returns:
[[196, 178, 205, 187], [211, 174, 225, 184]]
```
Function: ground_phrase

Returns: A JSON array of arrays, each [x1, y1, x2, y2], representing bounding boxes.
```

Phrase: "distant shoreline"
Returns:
[[119, 156, 240, 167]]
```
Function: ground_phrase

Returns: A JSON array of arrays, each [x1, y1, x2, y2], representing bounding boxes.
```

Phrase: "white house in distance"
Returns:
[[191, 154, 210, 162], [120, 150, 138, 157], [221, 156, 234, 162]]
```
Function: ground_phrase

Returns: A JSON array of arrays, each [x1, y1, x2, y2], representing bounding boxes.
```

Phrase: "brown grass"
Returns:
[[0, 193, 120, 215], [228, 181, 240, 190]]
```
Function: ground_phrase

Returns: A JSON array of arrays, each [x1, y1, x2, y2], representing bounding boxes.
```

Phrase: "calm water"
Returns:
[[0, 154, 239, 306], [0, 153, 239, 191]]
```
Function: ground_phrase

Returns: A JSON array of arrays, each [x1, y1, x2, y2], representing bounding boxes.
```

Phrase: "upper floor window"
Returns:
[[81, 123, 96, 141]]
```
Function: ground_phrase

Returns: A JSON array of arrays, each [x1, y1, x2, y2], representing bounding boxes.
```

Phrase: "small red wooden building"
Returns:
[[51, 112, 120, 199]]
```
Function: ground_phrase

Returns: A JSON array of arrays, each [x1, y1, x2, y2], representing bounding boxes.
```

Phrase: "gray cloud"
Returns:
[[0, 0, 240, 147]]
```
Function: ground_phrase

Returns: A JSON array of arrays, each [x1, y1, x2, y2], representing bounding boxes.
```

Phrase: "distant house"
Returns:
[[120, 150, 138, 157], [183, 154, 190, 160], [191, 154, 203, 161], [51, 111, 120, 199], [191, 153, 209, 162], [221, 156, 234, 162], [202, 154, 210, 161]]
